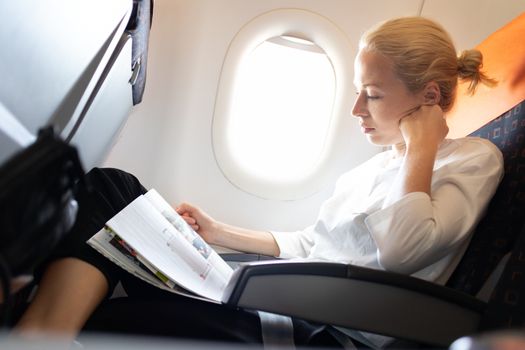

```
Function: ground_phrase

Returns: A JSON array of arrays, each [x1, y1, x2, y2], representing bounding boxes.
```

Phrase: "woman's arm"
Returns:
[[176, 203, 280, 256], [367, 139, 503, 274], [384, 104, 448, 206]]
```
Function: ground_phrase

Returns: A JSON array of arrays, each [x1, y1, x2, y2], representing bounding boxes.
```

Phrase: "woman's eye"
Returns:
[[355, 91, 381, 100]]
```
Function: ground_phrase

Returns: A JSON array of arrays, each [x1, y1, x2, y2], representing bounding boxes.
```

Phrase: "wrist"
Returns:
[[405, 139, 439, 155], [208, 221, 226, 245]]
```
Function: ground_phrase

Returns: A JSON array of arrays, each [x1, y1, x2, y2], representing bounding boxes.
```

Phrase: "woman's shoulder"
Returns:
[[441, 137, 502, 156], [437, 136, 504, 166]]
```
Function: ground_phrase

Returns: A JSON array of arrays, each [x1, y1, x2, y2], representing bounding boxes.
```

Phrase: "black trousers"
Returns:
[[39, 168, 341, 347]]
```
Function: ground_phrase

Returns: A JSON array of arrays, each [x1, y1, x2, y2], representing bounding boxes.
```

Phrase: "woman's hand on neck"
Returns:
[[383, 104, 448, 207]]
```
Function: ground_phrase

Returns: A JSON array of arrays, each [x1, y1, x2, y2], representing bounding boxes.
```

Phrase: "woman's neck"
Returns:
[[392, 142, 406, 158]]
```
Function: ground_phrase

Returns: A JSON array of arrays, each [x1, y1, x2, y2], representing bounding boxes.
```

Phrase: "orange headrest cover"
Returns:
[[446, 12, 525, 138]]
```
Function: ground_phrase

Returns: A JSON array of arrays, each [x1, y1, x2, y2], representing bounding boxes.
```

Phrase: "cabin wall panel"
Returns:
[[422, 0, 525, 50]]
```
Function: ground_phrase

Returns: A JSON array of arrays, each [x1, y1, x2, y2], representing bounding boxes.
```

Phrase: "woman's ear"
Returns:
[[422, 81, 441, 105]]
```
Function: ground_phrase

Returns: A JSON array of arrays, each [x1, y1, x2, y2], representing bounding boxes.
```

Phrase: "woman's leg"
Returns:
[[84, 294, 264, 344], [12, 168, 147, 339], [11, 167, 340, 347], [83, 292, 340, 347], [14, 258, 108, 339]]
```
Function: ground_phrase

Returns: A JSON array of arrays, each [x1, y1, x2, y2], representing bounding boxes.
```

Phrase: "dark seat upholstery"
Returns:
[[447, 99, 525, 329]]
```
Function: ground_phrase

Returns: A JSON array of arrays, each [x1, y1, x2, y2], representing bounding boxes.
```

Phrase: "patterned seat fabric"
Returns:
[[446, 99, 525, 328]]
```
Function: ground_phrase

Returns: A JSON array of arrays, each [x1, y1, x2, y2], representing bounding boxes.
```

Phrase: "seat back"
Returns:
[[444, 12, 525, 331], [473, 103, 525, 330], [446, 99, 525, 299], [479, 223, 525, 330]]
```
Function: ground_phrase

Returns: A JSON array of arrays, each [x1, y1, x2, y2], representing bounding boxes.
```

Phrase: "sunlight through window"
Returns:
[[228, 36, 335, 182]]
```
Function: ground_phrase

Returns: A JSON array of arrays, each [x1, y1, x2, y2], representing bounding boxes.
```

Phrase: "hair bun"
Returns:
[[457, 50, 482, 78], [457, 49, 496, 94]]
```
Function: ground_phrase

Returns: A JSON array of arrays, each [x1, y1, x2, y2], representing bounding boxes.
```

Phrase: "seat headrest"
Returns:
[[446, 12, 525, 138]]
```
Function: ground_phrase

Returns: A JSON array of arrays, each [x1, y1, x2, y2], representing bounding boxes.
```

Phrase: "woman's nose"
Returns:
[[351, 92, 367, 118]]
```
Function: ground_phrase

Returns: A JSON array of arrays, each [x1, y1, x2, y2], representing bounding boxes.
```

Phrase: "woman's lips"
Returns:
[[361, 126, 375, 134]]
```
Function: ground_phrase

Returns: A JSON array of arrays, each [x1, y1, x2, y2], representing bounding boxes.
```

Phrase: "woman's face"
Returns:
[[352, 49, 424, 147]]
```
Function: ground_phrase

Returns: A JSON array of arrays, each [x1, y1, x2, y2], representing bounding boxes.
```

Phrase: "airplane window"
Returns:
[[213, 9, 360, 200], [228, 36, 335, 183]]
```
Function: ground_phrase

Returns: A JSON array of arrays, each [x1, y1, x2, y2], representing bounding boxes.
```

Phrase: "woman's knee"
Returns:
[[86, 167, 145, 193], [82, 167, 147, 208]]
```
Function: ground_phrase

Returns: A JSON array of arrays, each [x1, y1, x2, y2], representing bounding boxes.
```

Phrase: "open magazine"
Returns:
[[87, 189, 234, 303]]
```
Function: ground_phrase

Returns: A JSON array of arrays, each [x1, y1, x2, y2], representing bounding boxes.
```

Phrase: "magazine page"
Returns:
[[87, 228, 217, 303], [144, 189, 233, 282], [105, 194, 233, 302], [88, 228, 173, 291], [105, 228, 177, 289]]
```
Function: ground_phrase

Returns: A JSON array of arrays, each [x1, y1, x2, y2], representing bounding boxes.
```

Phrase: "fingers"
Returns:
[[175, 202, 193, 214], [176, 202, 201, 231], [399, 104, 423, 119], [174, 203, 217, 243], [399, 104, 448, 146], [180, 213, 196, 225], [182, 213, 199, 230], [400, 104, 444, 125], [399, 104, 440, 120]]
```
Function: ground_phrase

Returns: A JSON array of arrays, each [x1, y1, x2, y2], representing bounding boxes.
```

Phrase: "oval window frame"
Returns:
[[212, 8, 355, 200]]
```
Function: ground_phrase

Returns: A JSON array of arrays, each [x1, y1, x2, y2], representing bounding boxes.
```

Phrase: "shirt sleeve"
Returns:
[[270, 226, 315, 259], [364, 141, 504, 275]]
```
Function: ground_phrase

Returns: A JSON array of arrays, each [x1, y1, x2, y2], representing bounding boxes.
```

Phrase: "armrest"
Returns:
[[221, 260, 486, 346], [220, 252, 278, 269], [221, 253, 277, 262]]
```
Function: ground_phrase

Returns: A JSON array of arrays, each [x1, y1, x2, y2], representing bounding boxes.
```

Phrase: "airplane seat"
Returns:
[[0, 0, 153, 323], [444, 14, 525, 305], [447, 99, 525, 298], [66, 0, 154, 169], [0, 0, 153, 170], [445, 11, 525, 310], [455, 98, 525, 328]]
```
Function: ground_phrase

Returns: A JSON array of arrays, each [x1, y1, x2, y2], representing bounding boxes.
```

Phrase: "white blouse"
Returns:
[[271, 137, 504, 284]]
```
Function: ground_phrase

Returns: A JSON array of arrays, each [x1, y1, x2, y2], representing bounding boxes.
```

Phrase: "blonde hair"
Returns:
[[359, 17, 496, 112]]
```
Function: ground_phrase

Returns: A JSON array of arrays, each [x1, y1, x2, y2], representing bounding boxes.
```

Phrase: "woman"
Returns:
[[14, 17, 503, 347]]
